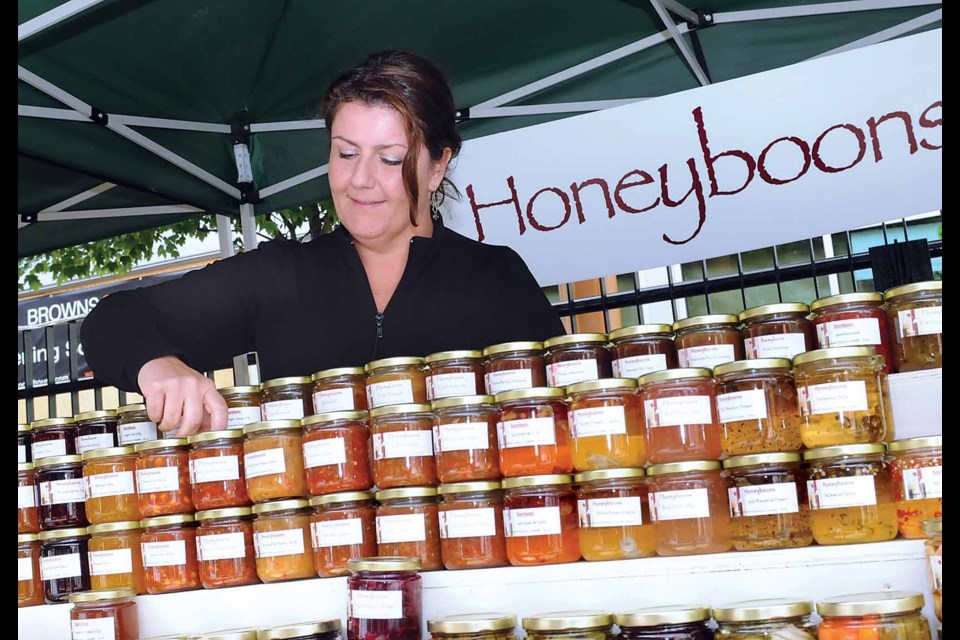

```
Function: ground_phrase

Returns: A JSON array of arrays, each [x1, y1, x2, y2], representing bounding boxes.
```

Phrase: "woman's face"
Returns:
[[328, 101, 449, 246]]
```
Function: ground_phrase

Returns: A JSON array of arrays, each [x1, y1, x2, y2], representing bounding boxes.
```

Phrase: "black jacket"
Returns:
[[81, 223, 565, 392]]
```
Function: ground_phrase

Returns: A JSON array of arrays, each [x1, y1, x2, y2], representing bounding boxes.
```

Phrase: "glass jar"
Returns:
[[496, 388, 573, 477], [83, 446, 140, 524], [38, 527, 91, 603], [723, 453, 811, 551], [804, 443, 898, 544], [739, 303, 816, 360], [75, 410, 119, 454], [647, 460, 732, 556], [502, 474, 580, 566], [609, 324, 678, 379], [19, 422, 33, 464], [36, 454, 88, 529], [261, 376, 313, 420], [18, 533, 44, 607], [251, 498, 315, 582], [242, 420, 306, 502], [219, 385, 264, 429], [885, 281, 942, 372], [812, 292, 893, 372], [674, 315, 744, 369], [713, 599, 816, 640], [575, 468, 655, 561], [432, 395, 501, 483], [923, 518, 942, 622], [887, 436, 942, 539], [347, 557, 422, 640], [429, 614, 517, 640], [544, 333, 612, 387], [567, 379, 646, 471], [69, 588, 140, 640], [116, 403, 159, 446], [638, 369, 723, 464], [140, 514, 201, 593], [365, 357, 428, 409], [370, 404, 438, 489], [615, 606, 714, 640], [312, 366, 368, 413], [19, 462, 40, 533], [425, 350, 486, 401], [793, 347, 893, 448], [437, 481, 509, 570], [376, 487, 443, 571], [714, 360, 802, 455], [31, 416, 77, 461], [817, 592, 930, 640], [302, 410, 374, 495], [188, 429, 251, 510], [261, 620, 342, 640], [135, 438, 194, 516], [483, 341, 547, 395], [87, 520, 145, 594], [309, 491, 378, 577], [522, 612, 615, 640], [195, 506, 259, 589]]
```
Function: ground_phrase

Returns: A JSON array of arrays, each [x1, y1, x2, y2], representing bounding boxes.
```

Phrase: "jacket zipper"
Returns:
[[372, 312, 384, 359]]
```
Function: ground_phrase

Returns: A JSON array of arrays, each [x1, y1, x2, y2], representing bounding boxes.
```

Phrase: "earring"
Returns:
[[429, 190, 443, 221]]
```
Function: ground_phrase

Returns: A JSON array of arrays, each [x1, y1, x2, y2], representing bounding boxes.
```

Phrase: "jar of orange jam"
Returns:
[[68, 588, 140, 640], [609, 324, 677, 378], [567, 379, 647, 471], [18, 462, 40, 534], [219, 385, 263, 429], [140, 514, 201, 594], [83, 446, 140, 524], [187, 429, 251, 510], [308, 491, 378, 577], [437, 481, 509, 570], [575, 468, 655, 561], [887, 436, 941, 539], [425, 350, 486, 401], [375, 486, 444, 572], [312, 366, 368, 413], [301, 410, 373, 495], [87, 521, 145, 594], [483, 342, 547, 395], [242, 420, 306, 503], [817, 592, 930, 640], [261, 376, 312, 420], [369, 404, 438, 489], [495, 388, 573, 477], [502, 474, 580, 566], [135, 439, 193, 517], [544, 333, 612, 388], [739, 303, 816, 360], [638, 369, 723, 464], [432, 395, 501, 483], [673, 315, 744, 369], [195, 506, 259, 589], [251, 498, 315, 582], [647, 460, 732, 556], [365, 357, 428, 409], [18, 533, 43, 607]]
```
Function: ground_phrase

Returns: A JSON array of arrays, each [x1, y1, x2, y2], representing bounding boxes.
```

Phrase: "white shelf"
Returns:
[[888, 368, 942, 439], [19, 540, 934, 639]]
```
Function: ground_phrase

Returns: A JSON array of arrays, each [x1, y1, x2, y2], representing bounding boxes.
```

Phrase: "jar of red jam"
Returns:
[[19, 462, 40, 534], [135, 438, 193, 517], [502, 474, 580, 566], [36, 454, 88, 529], [812, 293, 893, 372], [39, 527, 91, 603], [261, 376, 313, 420], [365, 357, 428, 409], [31, 417, 77, 461], [483, 341, 547, 395], [437, 480, 509, 570], [375, 487, 444, 571], [673, 315, 744, 369], [638, 369, 723, 464], [495, 388, 573, 477], [116, 404, 159, 446], [301, 410, 373, 495], [608, 324, 678, 378], [567, 379, 647, 471], [195, 506, 259, 589], [75, 410, 119, 455], [309, 491, 378, 577], [544, 333, 612, 388], [219, 385, 263, 429], [312, 367, 368, 413], [739, 303, 816, 360], [140, 514, 201, 593], [370, 404, 438, 489], [187, 429, 251, 510], [425, 350, 486, 401], [18, 533, 44, 607], [432, 395, 501, 483], [347, 557, 422, 640], [68, 588, 139, 640]]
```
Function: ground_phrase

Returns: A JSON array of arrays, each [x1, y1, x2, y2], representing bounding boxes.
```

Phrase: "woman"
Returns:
[[81, 50, 564, 437]]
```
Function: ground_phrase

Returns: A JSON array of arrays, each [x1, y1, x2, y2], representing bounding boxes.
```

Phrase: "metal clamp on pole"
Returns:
[[455, 107, 470, 122], [89, 106, 109, 126], [231, 117, 260, 204]]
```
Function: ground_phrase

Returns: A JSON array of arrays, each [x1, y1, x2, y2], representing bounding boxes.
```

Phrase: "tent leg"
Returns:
[[217, 213, 251, 386], [240, 203, 258, 251]]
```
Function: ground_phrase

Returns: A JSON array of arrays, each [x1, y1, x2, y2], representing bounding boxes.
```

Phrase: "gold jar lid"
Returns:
[[811, 292, 884, 311], [544, 333, 608, 349], [483, 341, 544, 357], [793, 346, 878, 366], [19, 533, 40, 544], [82, 446, 136, 461], [438, 481, 502, 495], [566, 379, 638, 395], [648, 460, 721, 476], [369, 403, 434, 420], [885, 280, 941, 300], [309, 491, 375, 507], [258, 620, 341, 640], [723, 452, 802, 469], [187, 429, 245, 445], [196, 507, 253, 521], [574, 468, 646, 483], [638, 368, 713, 386], [301, 410, 369, 427], [75, 410, 118, 422], [88, 520, 142, 535], [117, 404, 147, 414], [816, 592, 925, 617], [218, 385, 261, 396], [38, 527, 89, 541], [713, 598, 813, 622], [242, 420, 301, 436], [608, 324, 674, 341], [251, 499, 309, 516], [193, 631, 258, 640], [739, 303, 811, 322], [68, 587, 136, 603], [923, 517, 942, 535], [502, 474, 573, 490], [31, 417, 76, 429], [425, 350, 484, 364], [431, 395, 496, 410], [673, 314, 740, 331], [887, 435, 942, 453], [347, 556, 422, 572], [713, 359, 793, 376], [18, 462, 35, 472], [615, 606, 712, 627], [494, 387, 565, 403], [261, 376, 312, 390], [522, 611, 614, 632], [429, 614, 516, 634], [135, 438, 188, 452], [365, 357, 424, 372], [34, 454, 83, 468], [141, 514, 195, 528], [802, 443, 886, 462], [375, 487, 438, 501], [18, 423, 32, 432], [311, 366, 366, 381]]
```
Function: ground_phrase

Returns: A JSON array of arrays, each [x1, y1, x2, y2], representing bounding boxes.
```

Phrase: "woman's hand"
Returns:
[[137, 356, 229, 437]]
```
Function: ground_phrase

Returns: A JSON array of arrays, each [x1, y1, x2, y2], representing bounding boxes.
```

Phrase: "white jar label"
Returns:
[[198, 532, 246, 561], [435, 422, 491, 452], [649, 488, 711, 521], [744, 333, 808, 359], [142, 540, 187, 567], [243, 448, 287, 478], [71, 617, 117, 640], [191, 455, 241, 484], [18, 557, 33, 581], [503, 506, 562, 537], [39, 478, 86, 505], [118, 420, 159, 445], [32, 439, 67, 460], [931, 556, 943, 589], [578, 497, 643, 527], [89, 549, 133, 576], [254, 529, 306, 558], [349, 589, 403, 619], [439, 507, 497, 539], [612, 354, 668, 378], [85, 471, 136, 499], [311, 518, 364, 548], [570, 405, 627, 438], [808, 476, 877, 509], [498, 417, 556, 448], [798, 381, 869, 415], [303, 437, 347, 468], [644, 396, 713, 428], [262, 399, 306, 420], [40, 552, 83, 580], [547, 359, 599, 387], [902, 466, 942, 500], [314, 387, 357, 413], [717, 389, 768, 423], [18, 444, 27, 464], [898, 306, 943, 337], [366, 380, 415, 409], [226, 407, 262, 429], [677, 344, 736, 368], [485, 368, 533, 395], [376, 513, 427, 544], [817, 318, 882, 347], [76, 433, 115, 454], [428, 372, 480, 400], [18, 485, 36, 509], [373, 431, 434, 460], [136, 466, 181, 493], [729, 484, 800, 517]]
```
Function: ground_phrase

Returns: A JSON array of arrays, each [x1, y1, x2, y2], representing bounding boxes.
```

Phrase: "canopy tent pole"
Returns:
[[17, 105, 230, 133], [215, 213, 252, 386], [31, 205, 204, 222], [17, 0, 107, 42], [714, 0, 940, 24], [258, 165, 329, 200], [650, 0, 711, 86], [813, 9, 942, 58], [240, 203, 258, 251]]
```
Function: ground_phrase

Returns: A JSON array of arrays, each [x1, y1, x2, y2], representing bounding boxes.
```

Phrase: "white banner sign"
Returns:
[[447, 30, 942, 286]]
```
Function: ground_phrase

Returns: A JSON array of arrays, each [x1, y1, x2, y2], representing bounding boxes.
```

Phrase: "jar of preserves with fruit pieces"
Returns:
[[817, 592, 929, 640], [135, 439, 193, 516], [502, 475, 580, 566], [432, 395, 501, 483], [312, 367, 368, 413], [31, 417, 77, 461], [365, 357, 428, 409], [261, 376, 312, 420], [370, 404, 438, 489], [429, 614, 517, 640], [302, 410, 373, 495], [116, 404, 159, 446], [39, 527, 91, 603], [739, 303, 815, 360], [496, 388, 573, 477], [887, 436, 941, 539], [425, 350, 486, 400], [522, 612, 616, 640], [811, 292, 892, 372], [140, 514, 200, 593], [69, 588, 139, 640], [187, 429, 251, 510], [885, 281, 942, 372], [713, 599, 816, 640], [544, 333, 611, 387], [251, 498, 315, 582], [673, 315, 744, 369], [195, 506, 259, 589], [608, 324, 677, 379], [437, 480, 508, 570], [36, 454, 88, 529], [375, 487, 444, 572], [242, 420, 306, 502], [308, 491, 378, 577], [347, 557, 422, 640], [483, 342, 547, 395], [219, 385, 263, 429]]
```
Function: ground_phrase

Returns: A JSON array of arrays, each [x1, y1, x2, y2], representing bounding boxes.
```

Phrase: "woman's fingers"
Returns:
[[202, 386, 229, 432]]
